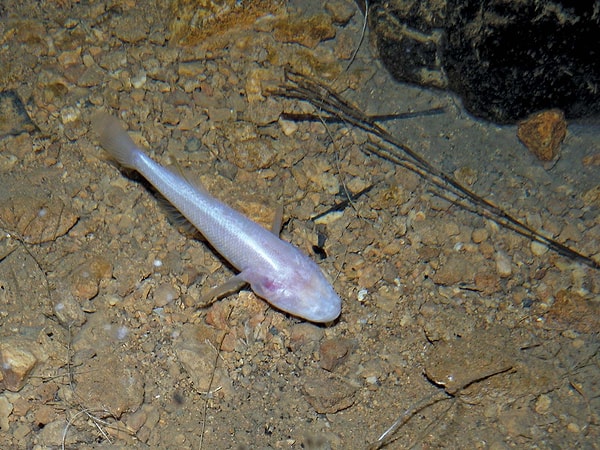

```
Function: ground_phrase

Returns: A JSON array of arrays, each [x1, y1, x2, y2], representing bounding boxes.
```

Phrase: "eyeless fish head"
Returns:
[[249, 268, 342, 323], [294, 273, 342, 323]]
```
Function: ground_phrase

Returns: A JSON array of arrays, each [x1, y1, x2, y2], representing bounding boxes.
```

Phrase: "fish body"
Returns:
[[94, 115, 341, 322]]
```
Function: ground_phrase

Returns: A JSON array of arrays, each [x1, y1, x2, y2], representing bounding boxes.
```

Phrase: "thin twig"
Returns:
[[368, 391, 452, 450], [199, 306, 233, 450], [270, 71, 599, 270], [343, 0, 369, 73]]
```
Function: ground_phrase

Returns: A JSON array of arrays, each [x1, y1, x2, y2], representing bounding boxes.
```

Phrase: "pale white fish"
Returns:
[[93, 114, 341, 323]]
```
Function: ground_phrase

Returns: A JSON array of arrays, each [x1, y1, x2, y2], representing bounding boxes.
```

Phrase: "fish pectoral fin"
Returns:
[[238, 268, 284, 300], [199, 273, 247, 304]]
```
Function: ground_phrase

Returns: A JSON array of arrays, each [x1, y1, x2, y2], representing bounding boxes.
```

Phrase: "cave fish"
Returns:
[[93, 114, 341, 323]]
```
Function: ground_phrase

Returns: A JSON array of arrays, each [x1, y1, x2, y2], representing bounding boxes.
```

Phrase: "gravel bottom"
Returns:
[[0, 0, 598, 449]]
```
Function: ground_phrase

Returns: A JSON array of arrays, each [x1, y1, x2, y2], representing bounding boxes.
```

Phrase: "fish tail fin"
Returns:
[[92, 113, 143, 169]]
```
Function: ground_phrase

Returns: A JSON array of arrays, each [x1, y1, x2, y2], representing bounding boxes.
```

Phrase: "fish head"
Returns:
[[245, 264, 342, 323]]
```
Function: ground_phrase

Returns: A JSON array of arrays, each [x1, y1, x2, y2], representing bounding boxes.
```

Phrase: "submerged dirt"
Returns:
[[0, 0, 599, 448]]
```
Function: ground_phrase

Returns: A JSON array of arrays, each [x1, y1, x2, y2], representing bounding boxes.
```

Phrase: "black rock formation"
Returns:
[[368, 0, 600, 123]]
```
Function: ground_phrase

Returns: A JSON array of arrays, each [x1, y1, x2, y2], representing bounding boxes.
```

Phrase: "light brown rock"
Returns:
[[319, 338, 356, 372], [73, 352, 144, 418], [0, 395, 13, 431], [303, 375, 357, 414], [0, 339, 37, 392]]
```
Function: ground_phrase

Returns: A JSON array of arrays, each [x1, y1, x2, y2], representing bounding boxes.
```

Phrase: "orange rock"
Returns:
[[169, 0, 284, 45], [273, 14, 336, 48], [517, 109, 567, 161]]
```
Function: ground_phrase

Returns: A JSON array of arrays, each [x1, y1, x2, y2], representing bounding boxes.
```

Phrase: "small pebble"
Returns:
[[495, 251, 512, 277], [278, 117, 298, 136], [53, 297, 86, 327], [534, 394, 551, 414], [319, 338, 356, 372], [289, 323, 324, 352], [153, 283, 179, 307], [125, 408, 147, 432], [0, 395, 13, 431], [357, 288, 368, 302], [531, 241, 549, 256], [365, 376, 378, 385], [472, 228, 489, 244]]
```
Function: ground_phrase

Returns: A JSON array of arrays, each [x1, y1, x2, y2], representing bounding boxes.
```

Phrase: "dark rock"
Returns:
[[0, 91, 37, 137], [368, 0, 600, 123]]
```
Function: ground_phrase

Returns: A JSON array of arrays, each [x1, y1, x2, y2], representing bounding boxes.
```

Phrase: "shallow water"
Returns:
[[0, 0, 598, 448]]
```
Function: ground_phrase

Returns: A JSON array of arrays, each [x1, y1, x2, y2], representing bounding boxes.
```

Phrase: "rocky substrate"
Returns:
[[0, 0, 598, 448]]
